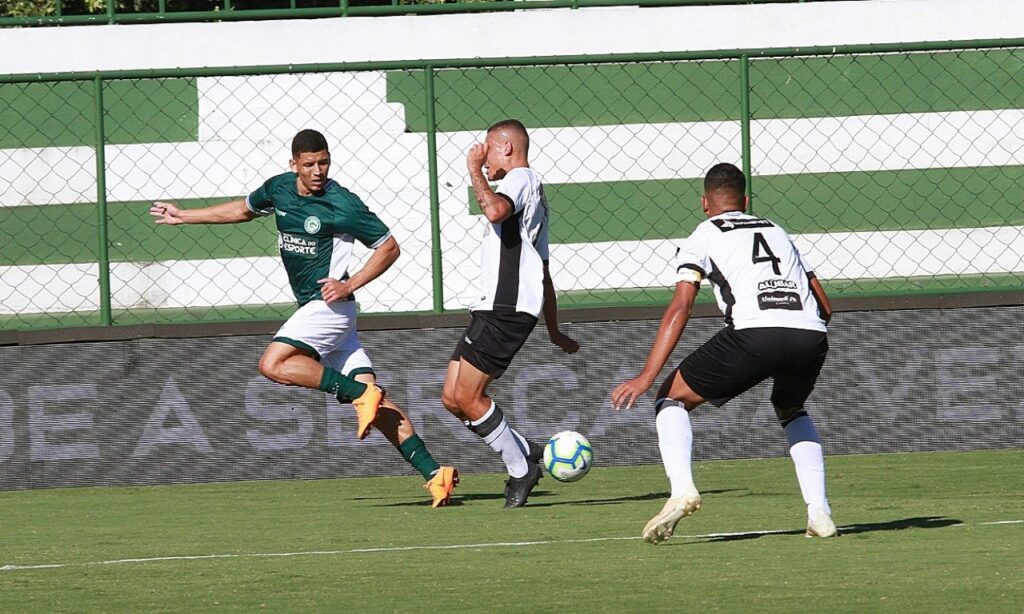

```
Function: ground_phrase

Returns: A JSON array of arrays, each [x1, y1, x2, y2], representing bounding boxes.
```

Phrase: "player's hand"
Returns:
[[466, 142, 488, 172], [611, 375, 654, 410], [318, 278, 354, 303], [150, 201, 185, 225], [549, 330, 580, 354]]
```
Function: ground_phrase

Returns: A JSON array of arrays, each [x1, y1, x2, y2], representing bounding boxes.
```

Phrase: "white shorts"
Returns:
[[274, 300, 374, 378]]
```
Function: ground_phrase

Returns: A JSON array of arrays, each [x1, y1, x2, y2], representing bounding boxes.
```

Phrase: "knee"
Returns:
[[440, 389, 459, 412], [258, 353, 285, 384], [451, 387, 472, 412], [451, 387, 482, 414]]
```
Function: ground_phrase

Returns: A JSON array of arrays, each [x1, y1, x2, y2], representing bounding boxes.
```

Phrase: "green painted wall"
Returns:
[[465, 166, 1024, 244], [0, 198, 274, 266], [0, 78, 199, 148], [388, 50, 1024, 132]]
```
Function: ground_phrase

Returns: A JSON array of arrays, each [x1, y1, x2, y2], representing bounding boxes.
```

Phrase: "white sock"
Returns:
[[784, 414, 831, 517], [509, 428, 531, 456], [656, 403, 697, 499], [472, 402, 529, 478]]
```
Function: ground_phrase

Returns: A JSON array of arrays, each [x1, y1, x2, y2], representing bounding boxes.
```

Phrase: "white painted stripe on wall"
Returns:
[[1, 0, 1022, 75]]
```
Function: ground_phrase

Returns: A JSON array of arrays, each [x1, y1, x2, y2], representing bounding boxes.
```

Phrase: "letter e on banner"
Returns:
[[28, 384, 100, 461], [0, 388, 14, 462]]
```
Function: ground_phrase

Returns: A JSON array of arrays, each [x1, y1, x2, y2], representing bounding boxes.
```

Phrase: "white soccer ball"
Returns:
[[543, 431, 593, 483]]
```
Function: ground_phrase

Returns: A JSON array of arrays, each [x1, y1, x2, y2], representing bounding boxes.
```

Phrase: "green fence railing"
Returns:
[[2, 39, 1023, 332]]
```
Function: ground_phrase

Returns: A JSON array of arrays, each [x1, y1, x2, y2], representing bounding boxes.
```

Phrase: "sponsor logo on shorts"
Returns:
[[757, 291, 803, 310], [304, 216, 322, 234]]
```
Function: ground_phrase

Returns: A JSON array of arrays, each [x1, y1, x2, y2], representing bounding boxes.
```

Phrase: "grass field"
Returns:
[[1, 449, 1022, 612]]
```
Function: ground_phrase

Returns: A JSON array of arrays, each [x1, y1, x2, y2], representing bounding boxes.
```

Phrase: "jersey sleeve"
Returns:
[[789, 237, 815, 276], [495, 168, 530, 213], [344, 194, 392, 248], [245, 179, 275, 216], [674, 225, 711, 284], [797, 246, 815, 276]]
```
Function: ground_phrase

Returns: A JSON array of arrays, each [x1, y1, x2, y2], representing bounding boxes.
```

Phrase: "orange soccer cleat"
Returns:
[[425, 467, 460, 508], [351, 385, 384, 440]]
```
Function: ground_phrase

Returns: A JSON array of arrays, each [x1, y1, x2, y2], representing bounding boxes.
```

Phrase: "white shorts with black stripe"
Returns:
[[274, 300, 374, 378]]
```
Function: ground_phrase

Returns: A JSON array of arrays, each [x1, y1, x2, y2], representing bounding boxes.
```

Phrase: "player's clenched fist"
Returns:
[[466, 142, 489, 172], [150, 201, 185, 225]]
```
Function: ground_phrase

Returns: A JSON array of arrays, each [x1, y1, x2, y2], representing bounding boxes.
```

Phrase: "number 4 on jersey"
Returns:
[[752, 232, 782, 275]]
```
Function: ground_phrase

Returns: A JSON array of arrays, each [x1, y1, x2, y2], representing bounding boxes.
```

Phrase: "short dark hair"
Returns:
[[291, 129, 329, 157], [704, 163, 746, 196], [487, 118, 529, 153]]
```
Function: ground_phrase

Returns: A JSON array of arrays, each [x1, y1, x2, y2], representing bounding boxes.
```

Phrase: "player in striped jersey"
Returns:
[[150, 129, 458, 507], [441, 119, 579, 508], [612, 162, 837, 542]]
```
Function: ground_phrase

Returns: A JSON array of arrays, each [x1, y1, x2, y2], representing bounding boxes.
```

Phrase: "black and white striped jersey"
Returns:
[[674, 210, 827, 332], [470, 167, 549, 317]]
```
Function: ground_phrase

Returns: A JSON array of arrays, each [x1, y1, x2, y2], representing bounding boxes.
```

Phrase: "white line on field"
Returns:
[[1, 519, 1019, 572]]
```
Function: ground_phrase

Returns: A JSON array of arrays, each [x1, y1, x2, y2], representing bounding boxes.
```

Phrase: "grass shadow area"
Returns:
[[695, 515, 963, 543]]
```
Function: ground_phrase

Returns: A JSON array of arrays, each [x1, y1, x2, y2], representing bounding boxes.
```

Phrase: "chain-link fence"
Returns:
[[2, 43, 1023, 331]]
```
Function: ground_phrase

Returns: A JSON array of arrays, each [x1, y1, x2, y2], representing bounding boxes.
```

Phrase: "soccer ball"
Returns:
[[543, 431, 593, 483]]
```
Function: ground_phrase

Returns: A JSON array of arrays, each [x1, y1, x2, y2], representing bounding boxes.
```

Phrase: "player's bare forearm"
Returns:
[[541, 263, 580, 354], [346, 236, 400, 293], [151, 199, 254, 225], [468, 167, 512, 223], [809, 274, 833, 323], [638, 281, 698, 382], [613, 282, 695, 408]]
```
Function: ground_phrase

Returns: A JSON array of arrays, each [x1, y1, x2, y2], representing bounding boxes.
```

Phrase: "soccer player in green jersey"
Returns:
[[149, 129, 458, 507]]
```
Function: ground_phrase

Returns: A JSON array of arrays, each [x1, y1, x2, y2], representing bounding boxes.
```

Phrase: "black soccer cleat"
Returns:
[[526, 439, 545, 465], [503, 463, 542, 508]]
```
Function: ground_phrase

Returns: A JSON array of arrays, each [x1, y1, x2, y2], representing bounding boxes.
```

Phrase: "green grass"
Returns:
[[0, 450, 1021, 612]]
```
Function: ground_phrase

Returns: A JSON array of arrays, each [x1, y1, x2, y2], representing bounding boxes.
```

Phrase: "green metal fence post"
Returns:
[[424, 67, 445, 313], [739, 54, 753, 212], [105, 0, 116, 24], [93, 77, 113, 326]]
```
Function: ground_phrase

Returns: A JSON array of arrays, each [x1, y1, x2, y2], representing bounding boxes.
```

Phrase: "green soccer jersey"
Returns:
[[246, 173, 391, 306]]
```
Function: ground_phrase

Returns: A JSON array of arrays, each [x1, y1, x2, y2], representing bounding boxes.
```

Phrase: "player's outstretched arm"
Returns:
[[318, 235, 400, 303], [611, 281, 698, 410], [541, 261, 579, 354], [150, 199, 256, 225]]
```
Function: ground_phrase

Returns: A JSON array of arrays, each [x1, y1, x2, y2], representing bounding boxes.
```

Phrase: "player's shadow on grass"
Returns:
[[694, 516, 962, 543], [366, 489, 739, 508], [526, 489, 741, 509]]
